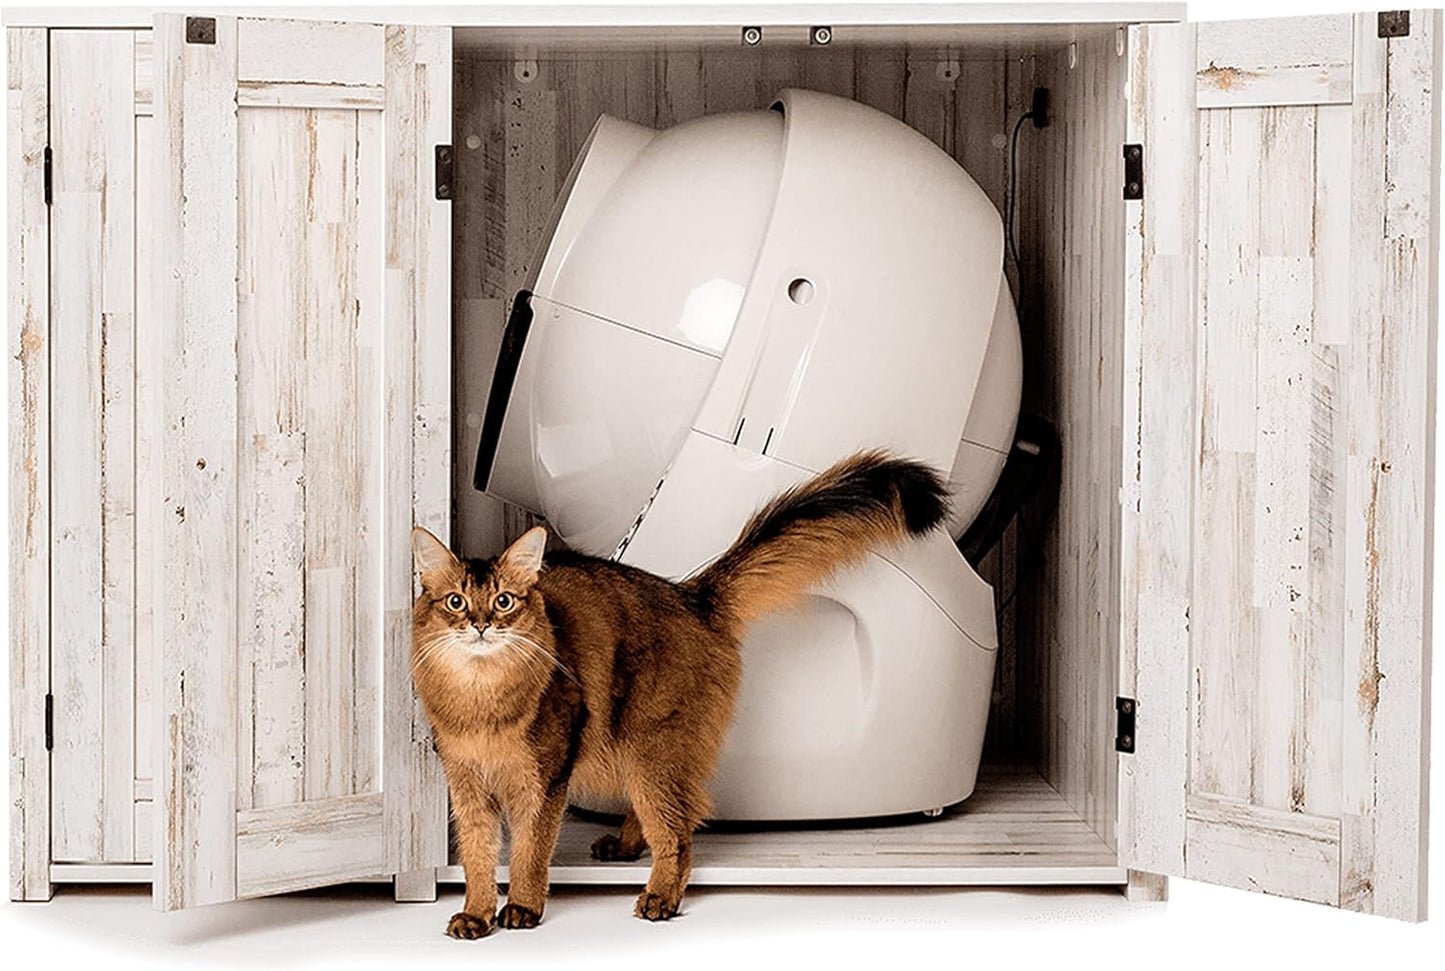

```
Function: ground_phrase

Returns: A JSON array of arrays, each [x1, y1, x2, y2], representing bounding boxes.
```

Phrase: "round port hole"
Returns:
[[787, 278, 815, 305]]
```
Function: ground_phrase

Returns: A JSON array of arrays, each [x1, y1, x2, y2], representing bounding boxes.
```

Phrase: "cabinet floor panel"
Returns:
[[453, 765, 1125, 887]]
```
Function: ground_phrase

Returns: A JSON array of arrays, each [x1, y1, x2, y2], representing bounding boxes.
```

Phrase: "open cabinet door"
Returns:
[[1120, 11, 1438, 920], [153, 14, 451, 909]]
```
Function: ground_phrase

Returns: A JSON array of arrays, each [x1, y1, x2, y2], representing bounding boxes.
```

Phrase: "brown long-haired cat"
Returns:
[[411, 450, 950, 939]]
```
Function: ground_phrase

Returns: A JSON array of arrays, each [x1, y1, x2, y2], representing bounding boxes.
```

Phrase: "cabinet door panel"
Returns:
[[153, 14, 450, 910], [47, 28, 140, 866], [1121, 11, 1438, 921]]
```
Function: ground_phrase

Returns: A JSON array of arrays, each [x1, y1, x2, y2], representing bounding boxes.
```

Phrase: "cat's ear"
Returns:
[[497, 525, 547, 587], [412, 527, 461, 588]]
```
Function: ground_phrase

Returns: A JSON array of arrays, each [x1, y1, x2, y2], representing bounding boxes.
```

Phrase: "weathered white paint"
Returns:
[[235, 103, 308, 812], [132, 96, 158, 849], [1123, 11, 1438, 922], [48, 28, 140, 866], [381, 23, 452, 901], [155, 11, 242, 910], [236, 81, 386, 109], [1119, 17, 1196, 883], [1196, 15, 1353, 108], [1338, 8, 1440, 921], [156, 14, 451, 910], [237, 18, 385, 86], [7, 24, 52, 903], [236, 793, 387, 898]]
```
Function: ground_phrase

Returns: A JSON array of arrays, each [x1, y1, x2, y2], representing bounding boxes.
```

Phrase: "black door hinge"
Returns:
[[44, 694, 53, 751], [1379, 11, 1410, 38], [1115, 697, 1137, 754], [435, 144, 454, 200], [1123, 144, 1143, 201], [186, 16, 217, 45], [42, 145, 52, 205]]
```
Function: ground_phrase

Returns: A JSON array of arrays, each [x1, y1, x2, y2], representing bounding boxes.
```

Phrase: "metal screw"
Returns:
[[741, 26, 762, 46], [810, 25, 833, 46]]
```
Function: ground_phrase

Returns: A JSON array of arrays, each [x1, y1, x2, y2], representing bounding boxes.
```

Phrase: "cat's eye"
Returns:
[[494, 592, 516, 612], [444, 593, 466, 613]]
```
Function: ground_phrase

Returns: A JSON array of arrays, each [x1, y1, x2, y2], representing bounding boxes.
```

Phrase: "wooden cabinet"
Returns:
[[7, 4, 1437, 923]]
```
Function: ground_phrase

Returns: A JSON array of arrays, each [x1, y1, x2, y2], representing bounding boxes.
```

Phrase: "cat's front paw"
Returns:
[[634, 891, 680, 921], [445, 911, 494, 940], [496, 902, 542, 929]]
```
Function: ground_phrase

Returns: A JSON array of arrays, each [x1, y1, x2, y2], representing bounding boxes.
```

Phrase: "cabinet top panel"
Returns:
[[4, 3, 1186, 30]]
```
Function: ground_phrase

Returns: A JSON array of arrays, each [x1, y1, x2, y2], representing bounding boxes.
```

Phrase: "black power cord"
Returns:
[[964, 88, 1056, 610], [1004, 87, 1050, 294]]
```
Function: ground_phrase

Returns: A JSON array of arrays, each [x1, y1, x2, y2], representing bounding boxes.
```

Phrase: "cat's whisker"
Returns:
[[498, 634, 552, 680], [411, 633, 461, 673], [501, 632, 582, 687]]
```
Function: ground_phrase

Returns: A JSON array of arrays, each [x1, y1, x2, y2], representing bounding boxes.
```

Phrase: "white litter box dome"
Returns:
[[477, 88, 1021, 820]]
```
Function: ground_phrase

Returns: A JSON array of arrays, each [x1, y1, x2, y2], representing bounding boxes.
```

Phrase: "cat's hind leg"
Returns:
[[625, 772, 708, 921], [590, 809, 647, 862]]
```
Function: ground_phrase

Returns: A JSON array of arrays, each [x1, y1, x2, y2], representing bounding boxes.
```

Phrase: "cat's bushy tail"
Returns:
[[686, 450, 951, 633]]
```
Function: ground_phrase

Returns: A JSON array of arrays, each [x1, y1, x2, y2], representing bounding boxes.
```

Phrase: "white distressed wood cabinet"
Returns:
[[6, 4, 1438, 923]]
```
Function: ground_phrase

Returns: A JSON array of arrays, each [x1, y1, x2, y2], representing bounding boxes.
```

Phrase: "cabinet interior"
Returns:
[[448, 23, 1129, 878]]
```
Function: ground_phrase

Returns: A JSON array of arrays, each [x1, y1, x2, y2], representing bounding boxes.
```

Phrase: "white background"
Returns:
[[1, 0, 1441, 968]]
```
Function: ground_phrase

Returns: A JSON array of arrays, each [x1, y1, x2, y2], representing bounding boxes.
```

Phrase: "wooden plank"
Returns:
[[235, 105, 308, 811], [236, 793, 386, 897], [1118, 20, 1196, 877], [236, 81, 385, 109], [699, 47, 763, 114], [49, 28, 138, 865], [7, 23, 52, 902], [133, 106, 158, 810], [450, 56, 508, 559], [353, 106, 385, 795], [657, 48, 704, 126], [1367, 8, 1438, 922], [97, 28, 139, 866], [237, 18, 384, 86], [301, 107, 362, 801], [48, 31, 108, 863], [1185, 794, 1341, 905], [134, 31, 152, 113], [1198, 109, 1260, 454], [1252, 107, 1319, 820], [133, 801, 153, 862], [154, 12, 241, 910], [381, 22, 451, 879], [1025, 33, 1127, 853], [413, 25, 453, 548], [51, 864, 153, 883], [1189, 449, 1256, 800], [954, 55, 1008, 218], [499, 69, 557, 544], [1196, 14, 1352, 108], [458, 766, 1121, 885], [1125, 869, 1169, 901], [1312, 104, 1351, 345], [1338, 8, 1439, 922], [902, 50, 955, 153]]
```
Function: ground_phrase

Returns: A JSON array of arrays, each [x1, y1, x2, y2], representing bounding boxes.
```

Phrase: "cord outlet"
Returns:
[[1030, 87, 1051, 128]]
